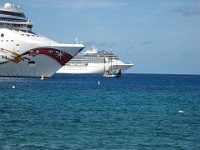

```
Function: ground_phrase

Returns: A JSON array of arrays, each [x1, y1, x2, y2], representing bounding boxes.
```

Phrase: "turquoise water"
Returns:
[[0, 74, 200, 149]]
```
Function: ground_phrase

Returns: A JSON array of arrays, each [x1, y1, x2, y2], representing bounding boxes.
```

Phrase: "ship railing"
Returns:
[[0, 22, 32, 31], [0, 18, 32, 24]]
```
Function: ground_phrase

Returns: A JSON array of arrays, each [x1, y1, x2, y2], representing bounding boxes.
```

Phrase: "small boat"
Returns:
[[102, 50, 121, 78], [102, 68, 121, 78]]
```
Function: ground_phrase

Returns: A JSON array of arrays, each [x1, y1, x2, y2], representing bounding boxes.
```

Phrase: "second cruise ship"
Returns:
[[57, 46, 133, 74], [0, 3, 84, 77]]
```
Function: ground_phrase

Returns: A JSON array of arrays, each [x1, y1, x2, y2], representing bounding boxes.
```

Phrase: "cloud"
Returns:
[[177, 0, 200, 16], [180, 52, 200, 58], [141, 41, 154, 45]]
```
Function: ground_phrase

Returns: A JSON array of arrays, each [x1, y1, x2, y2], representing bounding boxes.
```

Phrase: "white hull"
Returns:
[[0, 55, 59, 77], [57, 61, 133, 74], [0, 29, 84, 77]]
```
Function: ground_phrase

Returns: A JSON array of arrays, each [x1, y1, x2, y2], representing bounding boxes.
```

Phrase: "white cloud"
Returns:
[[178, 0, 200, 16], [141, 41, 154, 45]]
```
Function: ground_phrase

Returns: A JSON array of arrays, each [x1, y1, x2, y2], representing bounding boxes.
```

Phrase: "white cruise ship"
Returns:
[[57, 46, 133, 74], [0, 3, 84, 77]]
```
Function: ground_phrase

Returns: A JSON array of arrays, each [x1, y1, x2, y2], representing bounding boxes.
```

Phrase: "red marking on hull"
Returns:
[[23, 48, 73, 66]]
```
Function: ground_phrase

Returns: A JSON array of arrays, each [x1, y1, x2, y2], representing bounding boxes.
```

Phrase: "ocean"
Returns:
[[0, 74, 200, 149]]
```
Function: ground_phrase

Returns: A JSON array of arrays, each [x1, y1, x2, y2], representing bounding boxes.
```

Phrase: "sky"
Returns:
[[1, 0, 200, 74]]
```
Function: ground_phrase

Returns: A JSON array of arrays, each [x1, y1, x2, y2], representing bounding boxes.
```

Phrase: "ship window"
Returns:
[[1, 34, 4, 37], [0, 10, 26, 18]]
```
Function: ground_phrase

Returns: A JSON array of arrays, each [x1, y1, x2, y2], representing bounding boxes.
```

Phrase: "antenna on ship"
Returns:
[[110, 46, 113, 54], [75, 37, 79, 44]]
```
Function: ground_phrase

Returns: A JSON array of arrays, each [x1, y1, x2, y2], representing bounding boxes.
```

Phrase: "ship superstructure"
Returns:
[[0, 3, 84, 77], [57, 46, 133, 74]]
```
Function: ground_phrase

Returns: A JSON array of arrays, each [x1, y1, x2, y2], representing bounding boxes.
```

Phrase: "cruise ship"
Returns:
[[0, 3, 84, 77], [57, 46, 133, 74]]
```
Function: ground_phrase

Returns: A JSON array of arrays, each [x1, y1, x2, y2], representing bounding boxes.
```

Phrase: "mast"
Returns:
[[110, 47, 113, 71], [103, 50, 105, 72]]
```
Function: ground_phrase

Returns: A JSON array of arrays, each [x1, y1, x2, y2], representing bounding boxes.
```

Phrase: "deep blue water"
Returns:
[[0, 74, 200, 149]]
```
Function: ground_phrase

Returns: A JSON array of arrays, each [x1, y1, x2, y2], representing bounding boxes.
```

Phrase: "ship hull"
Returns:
[[57, 62, 133, 74], [0, 55, 59, 77]]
